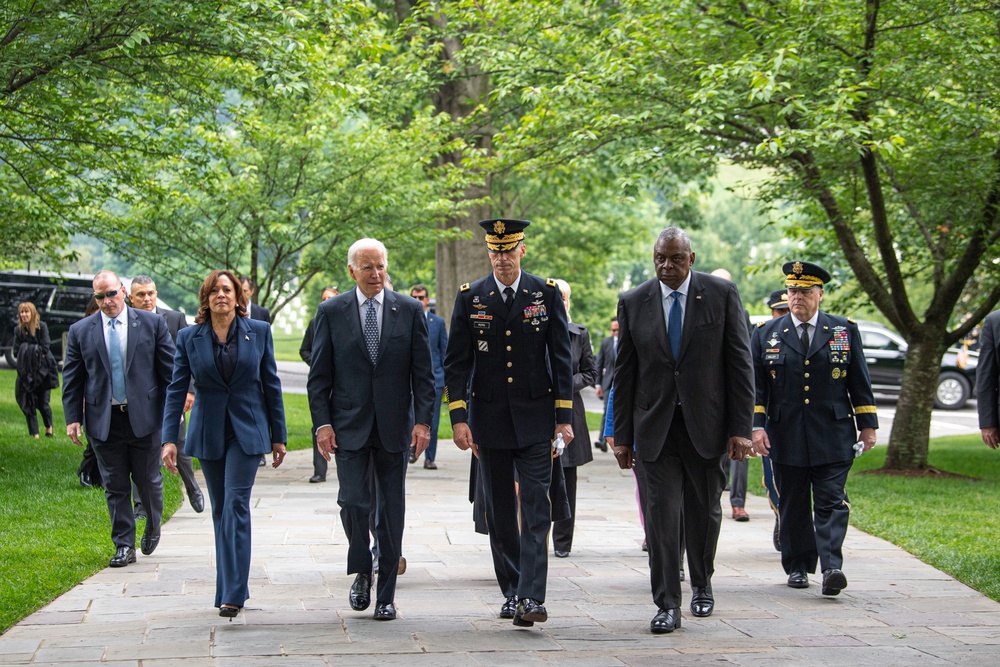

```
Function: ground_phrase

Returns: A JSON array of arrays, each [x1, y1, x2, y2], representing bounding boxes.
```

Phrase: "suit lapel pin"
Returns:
[[695, 295, 702, 300], [131, 321, 138, 328], [245, 335, 250, 341]]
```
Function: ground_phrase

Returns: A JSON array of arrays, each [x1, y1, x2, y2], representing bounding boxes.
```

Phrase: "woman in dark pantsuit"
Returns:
[[551, 280, 599, 557], [161, 270, 286, 618], [13, 302, 56, 438]]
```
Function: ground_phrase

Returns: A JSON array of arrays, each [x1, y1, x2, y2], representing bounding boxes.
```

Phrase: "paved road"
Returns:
[[3, 440, 998, 664]]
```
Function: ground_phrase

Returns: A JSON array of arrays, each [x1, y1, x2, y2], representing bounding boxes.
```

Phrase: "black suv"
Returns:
[[856, 320, 977, 410], [1, 270, 94, 368]]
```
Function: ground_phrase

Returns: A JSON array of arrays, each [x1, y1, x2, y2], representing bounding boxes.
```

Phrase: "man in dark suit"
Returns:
[[751, 261, 878, 596], [307, 238, 435, 621], [444, 218, 574, 628], [613, 227, 754, 634], [409, 283, 448, 469], [129, 275, 204, 514], [299, 285, 339, 483], [979, 310, 1000, 451], [239, 275, 271, 323], [593, 317, 618, 452], [63, 269, 175, 568]]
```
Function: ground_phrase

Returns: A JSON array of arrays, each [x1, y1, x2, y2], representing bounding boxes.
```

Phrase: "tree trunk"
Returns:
[[882, 337, 946, 470]]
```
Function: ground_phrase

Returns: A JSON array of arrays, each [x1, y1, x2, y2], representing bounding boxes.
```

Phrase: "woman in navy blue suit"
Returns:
[[161, 270, 286, 618]]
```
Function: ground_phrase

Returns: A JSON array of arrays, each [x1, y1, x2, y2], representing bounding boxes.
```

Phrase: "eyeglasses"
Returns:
[[93, 289, 121, 301], [412, 294, 429, 300]]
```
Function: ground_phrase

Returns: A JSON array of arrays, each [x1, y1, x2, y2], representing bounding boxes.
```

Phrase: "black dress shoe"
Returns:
[[500, 595, 518, 619], [349, 573, 372, 611], [690, 585, 714, 617], [641, 539, 648, 552], [309, 474, 326, 483], [408, 447, 417, 464], [134, 507, 147, 521], [787, 571, 810, 588], [141, 525, 161, 556], [109, 546, 136, 568], [593, 439, 608, 452], [373, 602, 397, 620], [79, 472, 93, 488], [772, 517, 781, 552], [513, 598, 547, 626], [554, 550, 569, 558], [822, 568, 848, 596], [219, 605, 241, 618], [190, 492, 205, 513], [423, 459, 437, 469], [650, 607, 682, 634]]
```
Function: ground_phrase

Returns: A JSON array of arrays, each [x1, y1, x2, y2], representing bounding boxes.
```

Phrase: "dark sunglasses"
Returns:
[[93, 289, 121, 301]]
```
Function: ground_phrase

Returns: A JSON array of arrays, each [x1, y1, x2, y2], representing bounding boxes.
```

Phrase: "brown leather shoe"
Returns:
[[397, 556, 407, 576], [732, 506, 750, 521]]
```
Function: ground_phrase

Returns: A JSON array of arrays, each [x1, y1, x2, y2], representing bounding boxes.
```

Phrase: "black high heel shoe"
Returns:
[[219, 605, 241, 618]]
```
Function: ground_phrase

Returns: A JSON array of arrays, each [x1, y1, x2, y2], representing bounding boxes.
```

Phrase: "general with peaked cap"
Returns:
[[750, 259, 878, 598], [443, 216, 574, 628]]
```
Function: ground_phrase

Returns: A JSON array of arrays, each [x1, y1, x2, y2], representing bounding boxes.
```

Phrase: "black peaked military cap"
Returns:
[[479, 218, 530, 252], [783, 260, 832, 288], [766, 289, 790, 310]]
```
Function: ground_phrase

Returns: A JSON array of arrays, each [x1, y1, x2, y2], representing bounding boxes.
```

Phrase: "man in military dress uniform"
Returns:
[[444, 218, 574, 627], [750, 261, 878, 595]]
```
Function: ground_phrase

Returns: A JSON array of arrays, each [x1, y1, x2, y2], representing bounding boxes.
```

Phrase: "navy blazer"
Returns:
[[307, 287, 435, 453], [427, 310, 448, 389], [62, 308, 175, 443], [161, 317, 286, 458], [613, 271, 755, 461]]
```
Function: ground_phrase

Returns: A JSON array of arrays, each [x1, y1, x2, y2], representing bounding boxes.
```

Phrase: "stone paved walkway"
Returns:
[[2, 442, 998, 666]]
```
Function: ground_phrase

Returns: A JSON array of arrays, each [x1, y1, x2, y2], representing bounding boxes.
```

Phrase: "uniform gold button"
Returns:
[[804, 398, 810, 405], [804, 386, 810, 391], [506, 346, 511, 351], [506, 362, 512, 367], [506, 330, 511, 336], [507, 377, 513, 383], [804, 360, 810, 366], [535, 327, 540, 331], [804, 373, 810, 378]]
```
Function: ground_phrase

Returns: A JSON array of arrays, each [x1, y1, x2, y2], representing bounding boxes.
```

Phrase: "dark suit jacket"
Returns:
[[299, 317, 317, 366], [307, 287, 435, 452], [975, 310, 1000, 429], [595, 334, 616, 395], [155, 307, 187, 341], [561, 322, 599, 468], [62, 308, 175, 443], [162, 317, 286, 458], [249, 302, 271, 324], [428, 311, 448, 389], [613, 271, 754, 461]]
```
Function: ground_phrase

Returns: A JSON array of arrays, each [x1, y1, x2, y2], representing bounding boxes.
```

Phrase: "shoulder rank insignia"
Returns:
[[546, 278, 556, 287], [756, 321, 766, 328], [460, 283, 470, 292], [848, 318, 857, 324]]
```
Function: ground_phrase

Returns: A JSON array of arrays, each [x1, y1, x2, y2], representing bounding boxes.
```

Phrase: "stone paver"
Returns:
[[3, 441, 998, 666]]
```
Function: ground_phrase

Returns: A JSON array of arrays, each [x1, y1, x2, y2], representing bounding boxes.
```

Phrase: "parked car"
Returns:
[[1, 270, 95, 368], [749, 316, 978, 410]]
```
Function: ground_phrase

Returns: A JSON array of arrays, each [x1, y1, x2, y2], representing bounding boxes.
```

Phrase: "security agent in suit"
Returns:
[[444, 218, 575, 628], [239, 275, 272, 323], [129, 276, 205, 514], [978, 309, 1000, 451], [409, 283, 448, 469], [307, 238, 435, 622], [299, 286, 340, 482], [593, 317, 618, 452], [751, 261, 878, 596], [613, 227, 755, 634], [63, 270, 176, 568]]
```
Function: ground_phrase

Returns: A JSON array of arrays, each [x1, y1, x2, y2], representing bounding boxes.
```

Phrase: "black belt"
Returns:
[[112, 403, 129, 413]]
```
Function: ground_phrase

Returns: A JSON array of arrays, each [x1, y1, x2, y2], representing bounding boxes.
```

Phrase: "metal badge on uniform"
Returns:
[[531, 318, 539, 325], [473, 295, 481, 304], [478, 340, 488, 352], [770, 369, 776, 379], [532, 291, 543, 299], [473, 303, 487, 310], [768, 334, 779, 346], [832, 368, 842, 379]]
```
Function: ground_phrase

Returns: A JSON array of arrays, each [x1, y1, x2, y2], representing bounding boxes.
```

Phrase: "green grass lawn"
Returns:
[[3, 364, 998, 632]]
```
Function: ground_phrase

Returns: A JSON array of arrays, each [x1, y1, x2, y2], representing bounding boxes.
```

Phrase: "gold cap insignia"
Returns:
[[793, 261, 803, 275], [493, 220, 506, 234]]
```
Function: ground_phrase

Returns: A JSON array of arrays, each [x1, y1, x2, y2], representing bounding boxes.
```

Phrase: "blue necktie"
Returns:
[[109, 319, 126, 402], [364, 297, 379, 363], [668, 292, 682, 360]]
